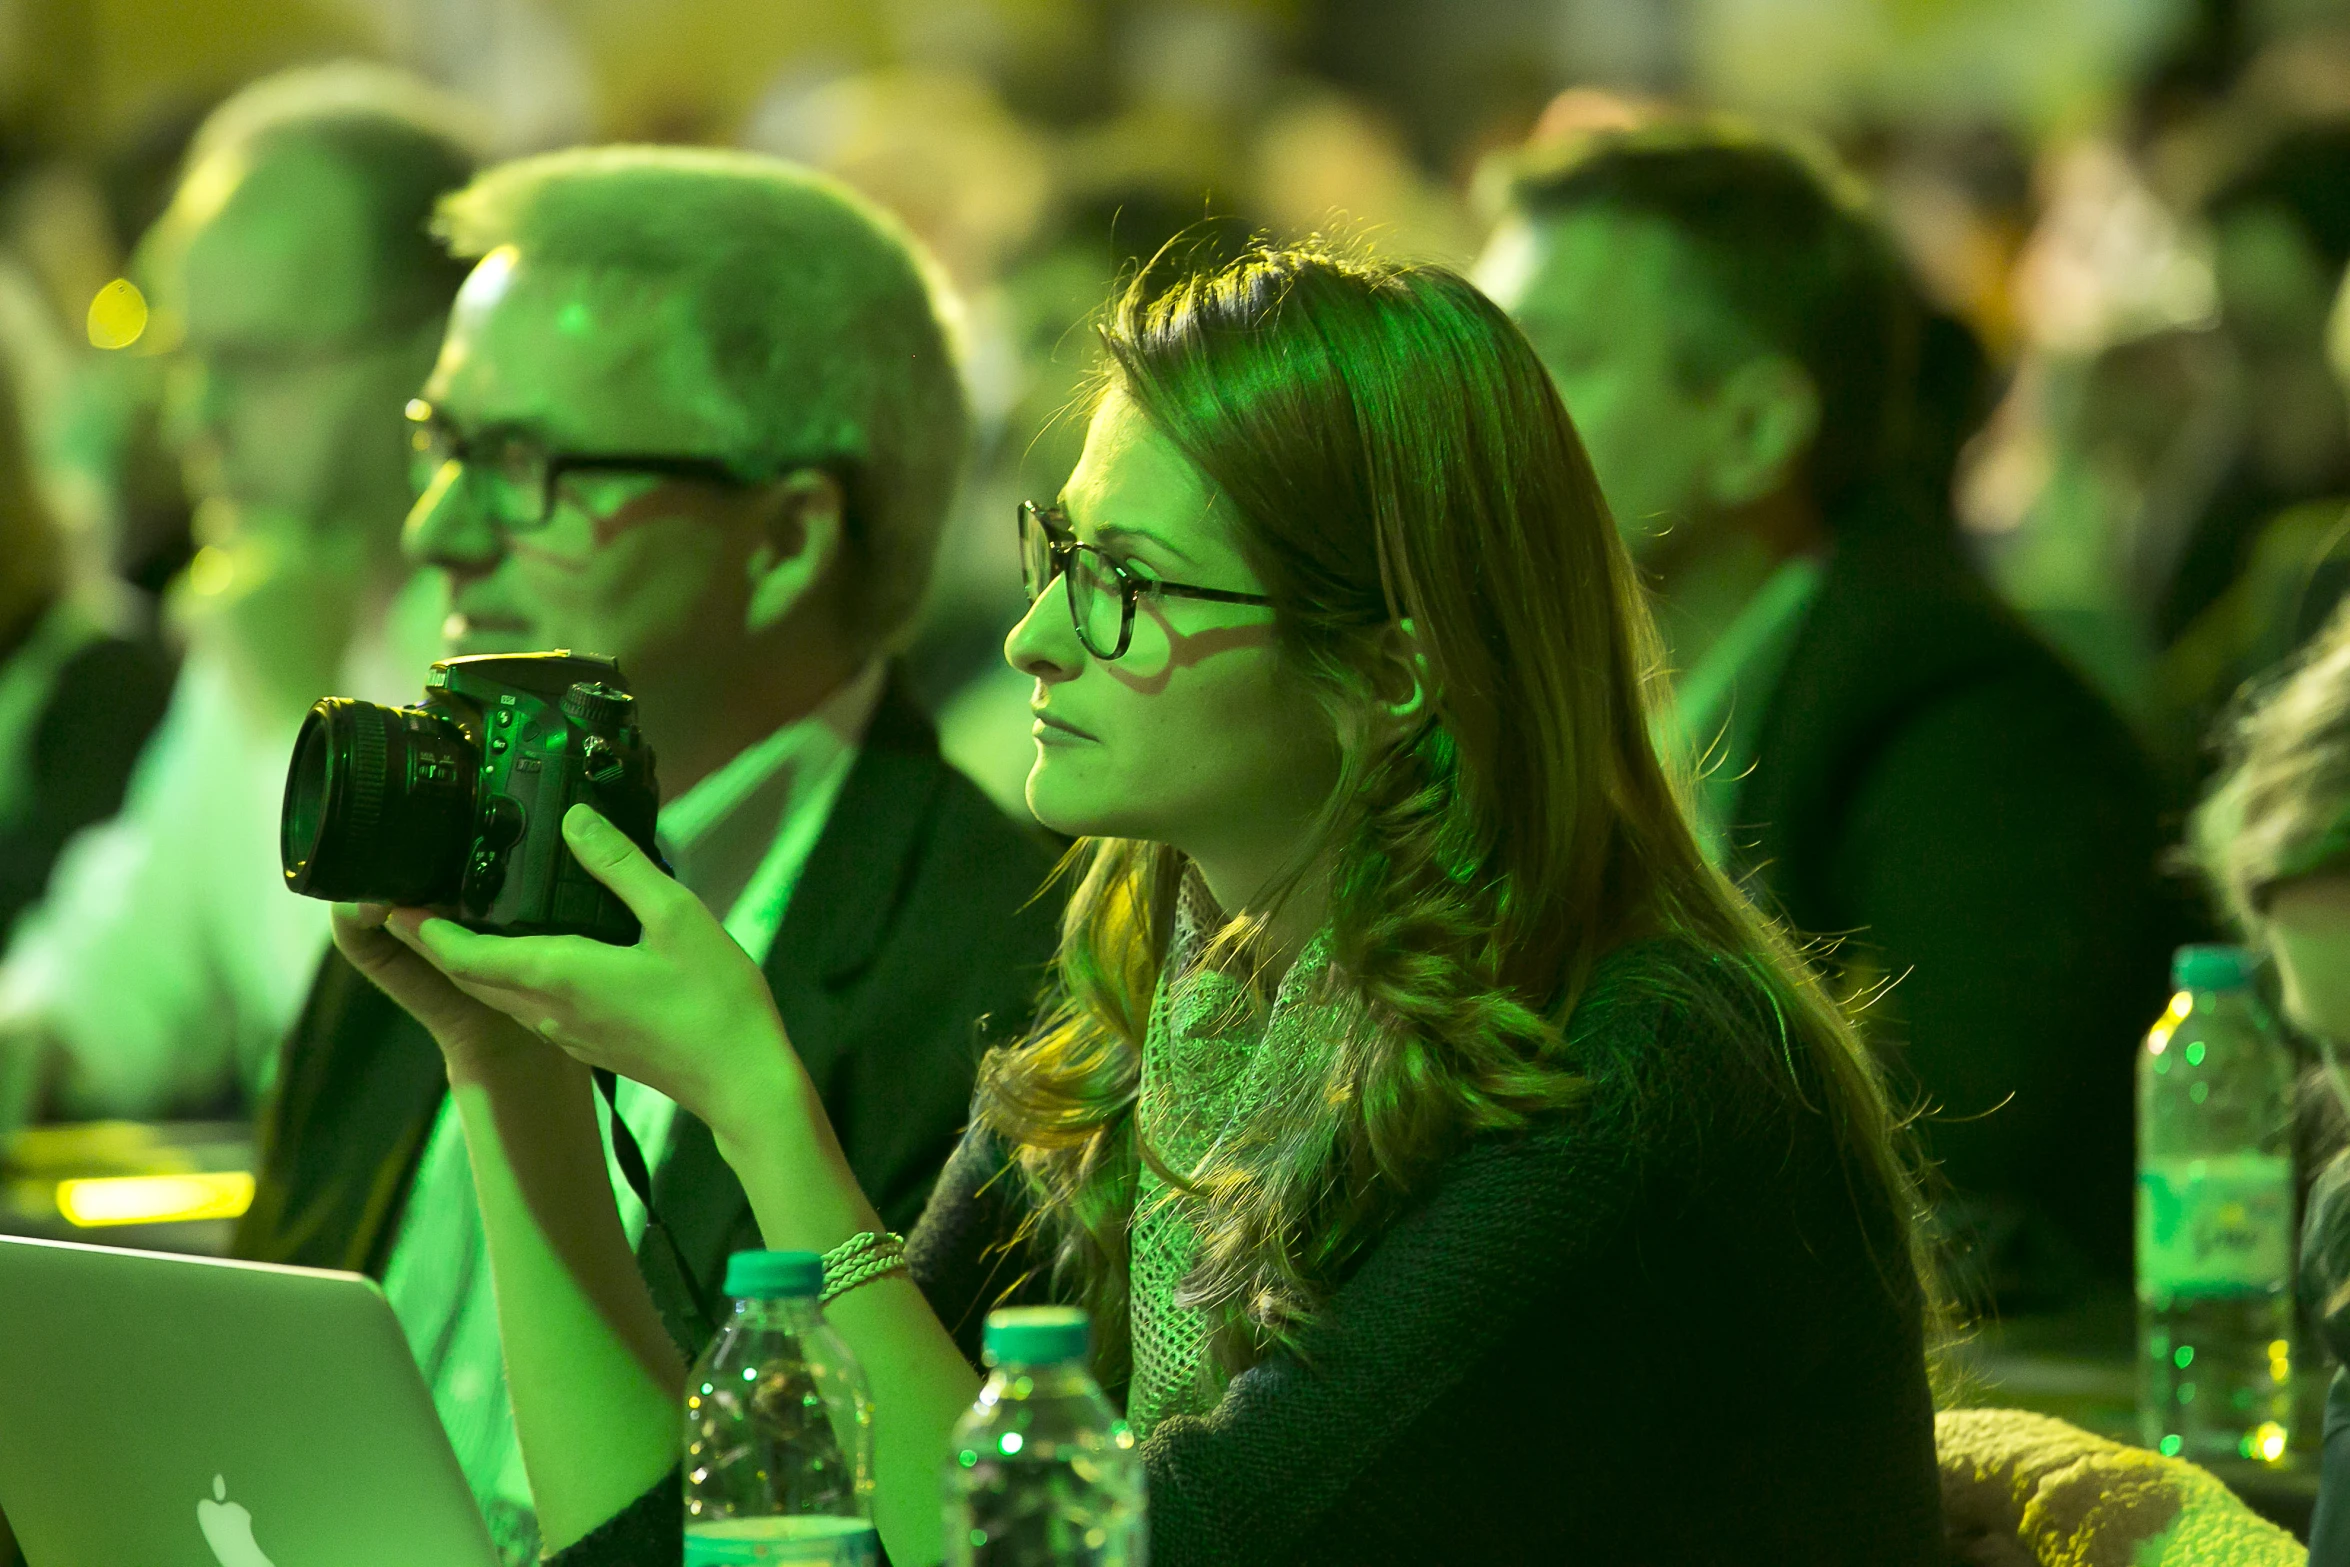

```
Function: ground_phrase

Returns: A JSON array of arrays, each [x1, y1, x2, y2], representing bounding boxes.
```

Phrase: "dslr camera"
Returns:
[[280, 651, 662, 944]]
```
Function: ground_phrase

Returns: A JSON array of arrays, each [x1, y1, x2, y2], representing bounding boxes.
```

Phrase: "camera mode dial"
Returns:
[[562, 681, 634, 729]]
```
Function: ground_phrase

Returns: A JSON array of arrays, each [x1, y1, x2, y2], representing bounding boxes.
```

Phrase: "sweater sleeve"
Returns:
[[905, 1118, 1052, 1367], [541, 1472, 682, 1566]]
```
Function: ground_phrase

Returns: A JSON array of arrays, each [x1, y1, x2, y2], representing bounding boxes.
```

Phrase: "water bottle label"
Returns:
[[2137, 1153, 2293, 1294], [685, 1518, 880, 1566]]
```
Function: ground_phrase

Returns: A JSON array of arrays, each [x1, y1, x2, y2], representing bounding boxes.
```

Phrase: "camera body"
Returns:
[[281, 651, 662, 943]]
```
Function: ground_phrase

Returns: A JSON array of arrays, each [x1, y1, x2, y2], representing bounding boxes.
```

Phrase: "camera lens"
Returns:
[[281, 697, 478, 904]]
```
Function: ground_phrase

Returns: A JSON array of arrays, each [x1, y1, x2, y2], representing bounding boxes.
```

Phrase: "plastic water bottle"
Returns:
[[946, 1307, 1146, 1565], [2137, 945, 2298, 1464], [684, 1250, 877, 1564]]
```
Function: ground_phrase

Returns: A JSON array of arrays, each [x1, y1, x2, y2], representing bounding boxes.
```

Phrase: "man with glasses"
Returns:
[[232, 146, 1057, 1564], [0, 65, 473, 1136]]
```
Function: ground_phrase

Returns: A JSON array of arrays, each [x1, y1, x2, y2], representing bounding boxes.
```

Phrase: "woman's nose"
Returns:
[[1005, 587, 1083, 682]]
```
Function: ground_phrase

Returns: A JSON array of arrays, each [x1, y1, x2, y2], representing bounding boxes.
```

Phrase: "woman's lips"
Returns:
[[1031, 708, 1098, 743]]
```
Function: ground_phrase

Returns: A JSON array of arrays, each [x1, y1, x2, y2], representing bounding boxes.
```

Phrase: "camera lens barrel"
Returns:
[[281, 697, 478, 904]]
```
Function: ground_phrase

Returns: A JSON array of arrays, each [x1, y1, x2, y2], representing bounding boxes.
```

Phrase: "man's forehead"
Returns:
[[174, 140, 381, 345], [1521, 206, 1691, 303], [428, 250, 743, 446]]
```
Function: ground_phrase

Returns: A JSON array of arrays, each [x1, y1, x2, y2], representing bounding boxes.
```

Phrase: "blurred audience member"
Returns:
[[2162, 135, 2350, 791], [1479, 123, 2169, 1303], [231, 146, 1057, 1565], [2162, 125, 2350, 650], [1249, 86, 1478, 266], [1956, 138, 2223, 737], [0, 64, 476, 1132], [0, 327, 174, 939], [2193, 600, 2350, 1563]]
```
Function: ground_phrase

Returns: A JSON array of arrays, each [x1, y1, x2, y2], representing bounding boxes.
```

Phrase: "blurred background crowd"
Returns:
[[4, 0, 2350, 1399]]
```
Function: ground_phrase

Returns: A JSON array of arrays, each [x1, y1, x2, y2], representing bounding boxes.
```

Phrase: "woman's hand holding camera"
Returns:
[[367, 803, 810, 1146]]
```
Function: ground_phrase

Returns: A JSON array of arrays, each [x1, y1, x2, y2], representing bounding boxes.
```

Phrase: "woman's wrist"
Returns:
[[708, 1060, 882, 1254], [701, 1018, 813, 1155]]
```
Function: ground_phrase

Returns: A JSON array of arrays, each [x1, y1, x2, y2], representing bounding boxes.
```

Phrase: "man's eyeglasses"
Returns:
[[1018, 500, 1273, 661], [406, 399, 763, 531]]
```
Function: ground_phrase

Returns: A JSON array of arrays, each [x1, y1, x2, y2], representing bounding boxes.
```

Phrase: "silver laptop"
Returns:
[[0, 1234, 500, 1567]]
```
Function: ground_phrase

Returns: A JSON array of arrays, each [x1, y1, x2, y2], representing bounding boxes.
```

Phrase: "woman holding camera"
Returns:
[[346, 243, 1943, 1564]]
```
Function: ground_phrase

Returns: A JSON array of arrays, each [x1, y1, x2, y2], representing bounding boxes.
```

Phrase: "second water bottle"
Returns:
[[946, 1307, 1146, 1566]]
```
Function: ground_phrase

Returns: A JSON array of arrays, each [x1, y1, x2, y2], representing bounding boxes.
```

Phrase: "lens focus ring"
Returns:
[[346, 702, 388, 837]]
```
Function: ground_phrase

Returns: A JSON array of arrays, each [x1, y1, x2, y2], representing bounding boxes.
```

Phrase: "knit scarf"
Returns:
[[1127, 874, 1348, 1433]]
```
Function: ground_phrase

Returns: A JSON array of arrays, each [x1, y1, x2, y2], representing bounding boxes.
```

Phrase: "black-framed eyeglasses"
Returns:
[[406, 398, 764, 531], [1018, 499, 1273, 661]]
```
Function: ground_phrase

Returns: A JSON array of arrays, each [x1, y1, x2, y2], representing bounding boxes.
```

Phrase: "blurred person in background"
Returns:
[[2193, 600, 2350, 1565], [0, 326, 175, 940], [2156, 125, 2350, 789], [0, 63, 476, 1134], [230, 146, 1058, 1564], [1478, 121, 2169, 1306], [2163, 126, 2350, 646]]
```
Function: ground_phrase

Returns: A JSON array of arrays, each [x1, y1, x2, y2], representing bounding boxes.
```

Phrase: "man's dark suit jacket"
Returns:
[[232, 677, 1061, 1353], [1728, 520, 2171, 1296]]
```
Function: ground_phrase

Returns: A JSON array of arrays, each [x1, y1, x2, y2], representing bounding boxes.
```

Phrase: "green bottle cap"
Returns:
[[2172, 945, 2254, 992], [723, 1249, 821, 1299], [983, 1306, 1090, 1366]]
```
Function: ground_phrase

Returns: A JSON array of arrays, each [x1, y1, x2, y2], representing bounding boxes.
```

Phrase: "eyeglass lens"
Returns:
[[1021, 505, 1130, 659], [410, 423, 555, 527]]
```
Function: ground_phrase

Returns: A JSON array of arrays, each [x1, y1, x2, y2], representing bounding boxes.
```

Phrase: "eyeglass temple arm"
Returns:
[[1153, 582, 1274, 607]]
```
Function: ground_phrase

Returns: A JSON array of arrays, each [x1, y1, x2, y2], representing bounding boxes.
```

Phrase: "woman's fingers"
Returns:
[[334, 904, 537, 1062], [562, 805, 686, 931], [392, 911, 570, 993]]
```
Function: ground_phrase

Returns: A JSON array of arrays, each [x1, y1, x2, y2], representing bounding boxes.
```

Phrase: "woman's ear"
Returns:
[[744, 468, 846, 634], [1375, 617, 1430, 724]]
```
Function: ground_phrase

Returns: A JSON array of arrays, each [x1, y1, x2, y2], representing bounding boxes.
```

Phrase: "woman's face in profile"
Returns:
[[1003, 389, 1340, 890], [2267, 875, 2350, 1047]]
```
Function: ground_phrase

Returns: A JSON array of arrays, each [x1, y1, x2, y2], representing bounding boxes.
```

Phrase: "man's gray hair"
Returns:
[[435, 145, 972, 652]]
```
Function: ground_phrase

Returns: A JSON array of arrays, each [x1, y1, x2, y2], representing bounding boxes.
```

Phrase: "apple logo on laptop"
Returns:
[[197, 1474, 277, 1567]]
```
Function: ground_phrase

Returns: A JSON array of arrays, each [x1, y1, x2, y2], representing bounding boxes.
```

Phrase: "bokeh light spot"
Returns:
[[185, 545, 234, 598], [87, 279, 148, 350]]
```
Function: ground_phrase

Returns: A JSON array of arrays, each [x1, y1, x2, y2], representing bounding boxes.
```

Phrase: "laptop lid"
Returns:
[[0, 1234, 501, 1567]]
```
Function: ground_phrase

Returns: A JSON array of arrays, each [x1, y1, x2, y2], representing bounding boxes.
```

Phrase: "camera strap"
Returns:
[[593, 1066, 722, 1342]]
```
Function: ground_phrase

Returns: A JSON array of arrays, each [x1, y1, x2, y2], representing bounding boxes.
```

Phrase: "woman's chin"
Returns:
[[1025, 763, 1129, 842]]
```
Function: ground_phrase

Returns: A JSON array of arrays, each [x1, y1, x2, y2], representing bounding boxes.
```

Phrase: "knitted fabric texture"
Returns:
[[1127, 874, 1345, 1434], [1934, 1407, 2305, 1566]]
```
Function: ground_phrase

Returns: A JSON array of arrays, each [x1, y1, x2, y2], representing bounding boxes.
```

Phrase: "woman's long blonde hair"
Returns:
[[976, 241, 1931, 1385]]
